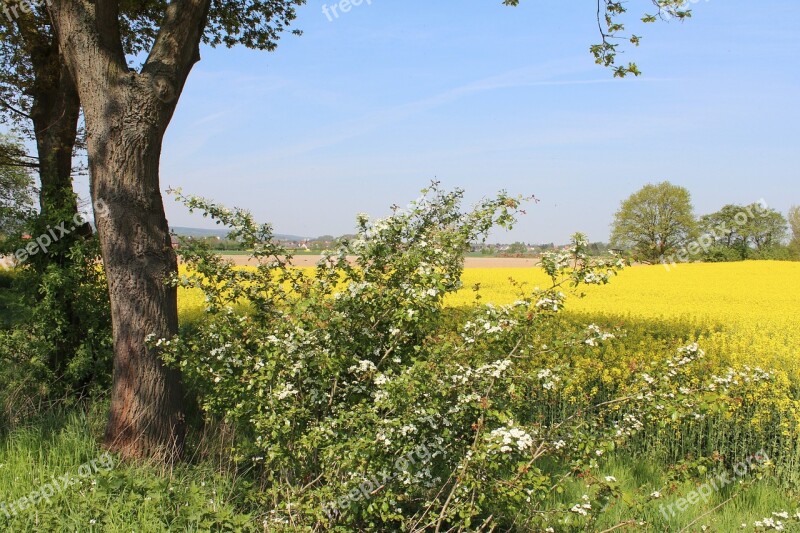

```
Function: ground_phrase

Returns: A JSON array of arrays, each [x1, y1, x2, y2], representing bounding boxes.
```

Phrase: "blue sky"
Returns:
[[77, 0, 800, 242]]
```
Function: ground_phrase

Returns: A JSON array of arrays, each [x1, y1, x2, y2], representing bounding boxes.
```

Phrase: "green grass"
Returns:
[[1, 404, 797, 531], [0, 404, 257, 532], [574, 456, 800, 532]]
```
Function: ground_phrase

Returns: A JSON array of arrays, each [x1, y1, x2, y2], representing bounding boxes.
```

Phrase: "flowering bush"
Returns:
[[157, 185, 790, 530]]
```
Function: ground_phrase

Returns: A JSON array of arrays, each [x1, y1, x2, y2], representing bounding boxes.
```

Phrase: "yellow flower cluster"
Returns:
[[449, 260, 800, 379]]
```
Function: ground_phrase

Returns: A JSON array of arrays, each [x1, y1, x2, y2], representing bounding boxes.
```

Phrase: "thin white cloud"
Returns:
[[218, 60, 671, 167]]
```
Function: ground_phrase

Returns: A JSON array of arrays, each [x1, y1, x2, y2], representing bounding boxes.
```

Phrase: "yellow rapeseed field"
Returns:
[[449, 261, 800, 379], [178, 260, 800, 378]]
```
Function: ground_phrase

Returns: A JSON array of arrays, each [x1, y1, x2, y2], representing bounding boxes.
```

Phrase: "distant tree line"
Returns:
[[610, 181, 799, 264]]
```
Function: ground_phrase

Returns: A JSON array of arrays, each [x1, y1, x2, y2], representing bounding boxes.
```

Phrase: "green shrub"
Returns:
[[150, 185, 782, 531], [0, 223, 112, 429], [750, 245, 795, 261], [701, 244, 747, 262], [0, 266, 15, 288]]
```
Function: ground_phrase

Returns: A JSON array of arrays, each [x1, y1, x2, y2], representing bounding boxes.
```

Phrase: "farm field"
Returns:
[[179, 260, 800, 379], [454, 261, 800, 378]]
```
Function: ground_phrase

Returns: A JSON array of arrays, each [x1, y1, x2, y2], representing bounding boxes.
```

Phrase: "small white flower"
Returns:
[[349, 359, 377, 374], [275, 383, 298, 400]]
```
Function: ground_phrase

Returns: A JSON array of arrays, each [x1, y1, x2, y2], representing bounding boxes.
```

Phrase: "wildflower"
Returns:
[[275, 383, 298, 400], [349, 360, 377, 374], [490, 425, 534, 453]]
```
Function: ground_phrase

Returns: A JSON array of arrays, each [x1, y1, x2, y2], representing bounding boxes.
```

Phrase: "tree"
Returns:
[[506, 242, 530, 255], [0, 135, 33, 242], [789, 206, 800, 251], [1, 8, 81, 220], [43, 0, 690, 462], [1, 9, 148, 386], [44, 0, 304, 462], [743, 207, 788, 251], [698, 203, 761, 260], [699, 205, 748, 249], [610, 181, 696, 263]]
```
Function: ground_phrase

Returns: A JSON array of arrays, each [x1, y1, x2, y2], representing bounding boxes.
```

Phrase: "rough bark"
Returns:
[[30, 61, 80, 218], [48, 0, 211, 462], [92, 102, 186, 462]]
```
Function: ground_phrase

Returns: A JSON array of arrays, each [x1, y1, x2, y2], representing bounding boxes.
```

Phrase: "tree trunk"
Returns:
[[48, 0, 212, 463], [85, 78, 186, 462], [30, 62, 81, 218]]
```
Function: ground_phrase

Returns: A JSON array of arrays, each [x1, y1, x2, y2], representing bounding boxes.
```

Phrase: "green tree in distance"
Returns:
[[698, 203, 788, 260], [0, 135, 33, 245], [742, 207, 788, 251], [610, 181, 696, 263], [700, 205, 750, 248], [789, 206, 800, 255]]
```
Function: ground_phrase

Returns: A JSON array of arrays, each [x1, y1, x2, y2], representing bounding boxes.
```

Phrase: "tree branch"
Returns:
[[47, 0, 128, 90], [142, 0, 212, 95], [0, 96, 31, 119]]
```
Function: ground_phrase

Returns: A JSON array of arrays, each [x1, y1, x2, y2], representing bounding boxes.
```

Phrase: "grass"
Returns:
[[1, 404, 796, 531], [573, 456, 799, 532], [0, 403, 256, 532]]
